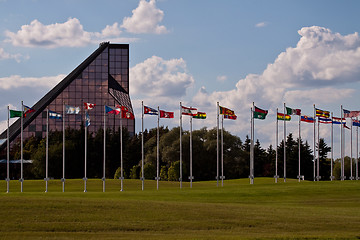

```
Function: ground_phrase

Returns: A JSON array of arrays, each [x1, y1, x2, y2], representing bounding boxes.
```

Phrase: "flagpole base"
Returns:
[[349, 176, 355, 180], [330, 176, 335, 181], [274, 175, 279, 183]]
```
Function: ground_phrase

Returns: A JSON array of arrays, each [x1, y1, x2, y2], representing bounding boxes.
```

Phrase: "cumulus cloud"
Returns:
[[4, 18, 135, 48], [121, 0, 168, 34], [130, 56, 194, 98], [255, 22, 267, 28], [0, 74, 65, 90], [0, 48, 28, 62]]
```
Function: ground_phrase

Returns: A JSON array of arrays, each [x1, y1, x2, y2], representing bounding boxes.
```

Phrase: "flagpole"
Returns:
[[317, 113, 320, 181], [357, 117, 359, 180], [298, 112, 301, 182], [350, 118, 354, 180], [6, 106, 10, 193], [275, 108, 278, 183], [20, 101, 24, 192], [341, 105, 344, 181], [331, 112, 334, 181], [216, 102, 219, 187], [62, 103, 65, 192], [120, 106, 124, 191], [179, 102, 183, 189], [189, 107, 193, 188], [156, 106, 160, 190], [221, 114, 224, 187], [103, 105, 106, 192], [84, 109, 88, 192], [141, 104, 145, 190], [250, 102, 254, 185], [313, 104, 316, 181], [283, 103, 286, 183], [45, 107, 49, 192]]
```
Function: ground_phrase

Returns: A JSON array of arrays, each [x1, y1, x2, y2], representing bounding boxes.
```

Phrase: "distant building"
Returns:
[[0, 42, 134, 151]]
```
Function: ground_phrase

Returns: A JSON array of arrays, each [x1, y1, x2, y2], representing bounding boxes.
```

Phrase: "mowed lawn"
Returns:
[[0, 178, 360, 239]]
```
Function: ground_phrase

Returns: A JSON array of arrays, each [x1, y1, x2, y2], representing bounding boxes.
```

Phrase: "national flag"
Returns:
[[105, 105, 120, 115], [253, 106, 268, 120], [49, 110, 62, 119], [23, 105, 35, 117], [286, 107, 301, 116], [344, 124, 350, 129], [318, 117, 332, 124], [144, 106, 158, 115], [316, 108, 330, 118], [9, 110, 22, 118], [116, 105, 135, 119], [353, 119, 360, 127], [277, 112, 291, 121], [160, 110, 174, 118], [193, 112, 206, 119], [301, 115, 315, 123], [85, 111, 90, 127], [84, 102, 95, 110], [65, 105, 80, 114], [219, 106, 235, 116], [224, 114, 237, 120], [182, 106, 197, 116], [343, 109, 360, 118], [332, 117, 345, 125]]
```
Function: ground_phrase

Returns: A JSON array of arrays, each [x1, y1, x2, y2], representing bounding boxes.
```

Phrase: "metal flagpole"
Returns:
[[6, 106, 10, 193], [275, 108, 278, 183], [20, 101, 24, 192], [283, 103, 286, 183], [313, 104, 316, 181], [221, 114, 224, 187], [179, 102, 183, 189], [156, 106, 160, 190], [317, 114, 320, 181], [120, 107, 124, 191], [45, 107, 49, 192], [298, 112, 301, 182], [250, 102, 254, 185], [216, 102, 219, 187], [341, 105, 344, 180], [357, 117, 359, 180], [189, 109, 193, 188], [84, 109, 88, 192], [103, 105, 106, 192], [331, 112, 334, 181], [141, 101, 144, 191], [350, 118, 354, 180], [62, 103, 65, 192]]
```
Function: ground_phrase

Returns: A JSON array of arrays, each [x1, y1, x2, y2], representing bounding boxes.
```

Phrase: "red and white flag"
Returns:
[[181, 106, 197, 116], [84, 102, 96, 110], [160, 110, 174, 118]]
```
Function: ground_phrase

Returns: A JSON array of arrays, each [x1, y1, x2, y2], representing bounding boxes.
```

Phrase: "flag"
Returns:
[[182, 106, 197, 116], [301, 115, 315, 123], [105, 105, 120, 115], [316, 108, 330, 118], [332, 117, 345, 125], [343, 109, 360, 118], [49, 110, 62, 119], [193, 112, 206, 119], [144, 106, 158, 115], [84, 102, 95, 110], [23, 105, 35, 117], [353, 119, 360, 127], [318, 117, 332, 124], [9, 110, 22, 118], [253, 106, 268, 120], [344, 124, 350, 129], [277, 113, 291, 121], [85, 111, 90, 127], [116, 105, 135, 119], [160, 110, 174, 118], [65, 105, 80, 114], [219, 106, 235, 116], [286, 107, 301, 116], [224, 114, 237, 120]]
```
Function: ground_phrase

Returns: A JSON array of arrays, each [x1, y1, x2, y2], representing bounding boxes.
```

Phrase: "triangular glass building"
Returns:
[[0, 42, 134, 151]]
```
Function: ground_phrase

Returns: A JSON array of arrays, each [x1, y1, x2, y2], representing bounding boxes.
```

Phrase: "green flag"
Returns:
[[253, 106, 268, 120], [10, 110, 22, 118]]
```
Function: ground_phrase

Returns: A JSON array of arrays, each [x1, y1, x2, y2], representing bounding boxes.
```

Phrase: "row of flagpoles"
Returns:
[[5, 100, 360, 193]]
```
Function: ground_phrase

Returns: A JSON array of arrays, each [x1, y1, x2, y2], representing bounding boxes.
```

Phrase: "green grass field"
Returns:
[[1, 178, 360, 239]]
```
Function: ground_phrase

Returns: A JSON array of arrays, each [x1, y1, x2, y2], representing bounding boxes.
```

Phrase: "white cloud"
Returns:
[[255, 22, 267, 28], [130, 56, 194, 98], [0, 74, 65, 90], [121, 0, 168, 34], [217, 75, 227, 82], [4, 18, 136, 48], [0, 48, 28, 62]]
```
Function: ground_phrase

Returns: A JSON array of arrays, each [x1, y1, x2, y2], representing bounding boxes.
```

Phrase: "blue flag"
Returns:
[[85, 111, 90, 127], [49, 110, 62, 119]]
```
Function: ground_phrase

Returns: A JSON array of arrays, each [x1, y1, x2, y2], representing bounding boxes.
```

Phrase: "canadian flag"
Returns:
[[84, 102, 96, 110]]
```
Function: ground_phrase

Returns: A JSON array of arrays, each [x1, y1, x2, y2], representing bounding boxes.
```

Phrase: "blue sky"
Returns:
[[1, 0, 360, 159]]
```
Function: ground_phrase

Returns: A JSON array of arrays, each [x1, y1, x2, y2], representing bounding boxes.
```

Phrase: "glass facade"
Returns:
[[23, 44, 134, 139]]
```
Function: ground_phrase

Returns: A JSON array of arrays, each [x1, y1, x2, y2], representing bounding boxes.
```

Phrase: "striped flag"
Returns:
[[318, 117, 332, 124], [301, 115, 315, 123], [49, 110, 62, 119], [182, 106, 197, 116], [193, 112, 206, 119], [343, 109, 360, 118], [315, 108, 330, 118], [332, 117, 345, 125], [277, 112, 291, 121]]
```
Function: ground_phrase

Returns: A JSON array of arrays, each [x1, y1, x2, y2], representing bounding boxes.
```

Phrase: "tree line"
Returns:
[[0, 126, 356, 181]]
